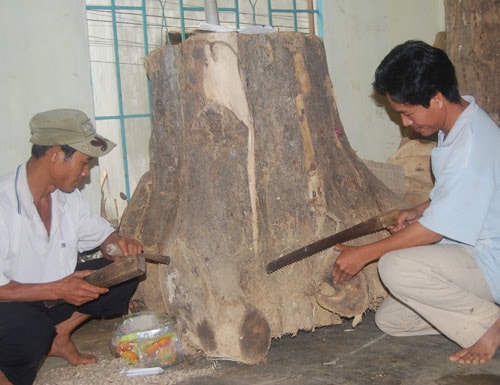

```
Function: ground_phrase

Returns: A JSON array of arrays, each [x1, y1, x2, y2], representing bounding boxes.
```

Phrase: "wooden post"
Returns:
[[204, 0, 220, 25], [307, 0, 315, 35]]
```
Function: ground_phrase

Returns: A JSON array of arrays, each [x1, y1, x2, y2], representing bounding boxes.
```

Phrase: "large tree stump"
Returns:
[[120, 31, 404, 364], [445, 0, 500, 125]]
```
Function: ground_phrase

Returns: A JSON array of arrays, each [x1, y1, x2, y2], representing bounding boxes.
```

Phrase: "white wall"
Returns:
[[86, 6, 154, 222], [323, 0, 445, 162], [0, 0, 446, 215], [0, 0, 101, 209]]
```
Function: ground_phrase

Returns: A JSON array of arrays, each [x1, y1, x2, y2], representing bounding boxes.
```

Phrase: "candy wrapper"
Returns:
[[111, 311, 183, 367]]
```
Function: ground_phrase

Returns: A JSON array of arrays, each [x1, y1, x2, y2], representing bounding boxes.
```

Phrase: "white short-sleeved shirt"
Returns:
[[0, 162, 115, 285], [419, 96, 500, 303]]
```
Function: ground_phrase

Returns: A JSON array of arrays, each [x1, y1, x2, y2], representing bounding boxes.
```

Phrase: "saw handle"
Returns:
[[381, 209, 411, 233]]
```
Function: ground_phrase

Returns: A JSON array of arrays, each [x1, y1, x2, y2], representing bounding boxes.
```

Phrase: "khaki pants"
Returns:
[[376, 244, 500, 348]]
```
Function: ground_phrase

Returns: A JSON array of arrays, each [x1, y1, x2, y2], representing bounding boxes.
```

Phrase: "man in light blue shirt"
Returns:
[[332, 41, 500, 364]]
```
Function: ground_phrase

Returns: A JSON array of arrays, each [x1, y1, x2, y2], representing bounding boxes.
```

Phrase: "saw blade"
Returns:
[[266, 209, 399, 274]]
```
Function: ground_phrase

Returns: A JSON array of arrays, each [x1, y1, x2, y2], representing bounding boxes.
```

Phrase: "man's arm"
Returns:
[[0, 231, 142, 304], [0, 271, 108, 305], [388, 200, 431, 233]]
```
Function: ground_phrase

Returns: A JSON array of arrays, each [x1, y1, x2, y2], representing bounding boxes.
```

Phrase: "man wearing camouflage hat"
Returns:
[[0, 109, 143, 385]]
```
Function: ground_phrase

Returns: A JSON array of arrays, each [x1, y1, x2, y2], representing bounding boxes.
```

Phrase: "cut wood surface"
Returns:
[[120, 31, 405, 363]]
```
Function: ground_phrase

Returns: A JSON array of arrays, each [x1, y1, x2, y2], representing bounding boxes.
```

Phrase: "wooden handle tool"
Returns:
[[105, 243, 170, 265]]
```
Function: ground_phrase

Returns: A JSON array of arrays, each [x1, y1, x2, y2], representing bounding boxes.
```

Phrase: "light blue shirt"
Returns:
[[419, 96, 500, 303], [0, 163, 114, 285]]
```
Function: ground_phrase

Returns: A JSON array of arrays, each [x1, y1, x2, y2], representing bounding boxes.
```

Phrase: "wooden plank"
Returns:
[[85, 255, 146, 287], [44, 255, 146, 308]]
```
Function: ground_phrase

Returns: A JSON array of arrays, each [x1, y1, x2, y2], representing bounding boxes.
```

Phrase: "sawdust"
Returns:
[[34, 354, 216, 385]]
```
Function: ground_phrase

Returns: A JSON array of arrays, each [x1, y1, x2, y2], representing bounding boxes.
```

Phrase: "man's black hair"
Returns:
[[31, 144, 77, 160], [373, 40, 461, 107]]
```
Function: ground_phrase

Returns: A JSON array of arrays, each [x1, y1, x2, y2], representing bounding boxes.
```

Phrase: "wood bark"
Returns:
[[445, 0, 500, 125], [120, 32, 404, 363]]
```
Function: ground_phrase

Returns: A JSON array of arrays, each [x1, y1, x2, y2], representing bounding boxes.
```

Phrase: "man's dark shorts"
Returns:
[[0, 258, 138, 385]]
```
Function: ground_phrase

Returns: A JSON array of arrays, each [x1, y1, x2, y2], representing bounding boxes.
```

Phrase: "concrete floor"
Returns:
[[36, 311, 500, 385]]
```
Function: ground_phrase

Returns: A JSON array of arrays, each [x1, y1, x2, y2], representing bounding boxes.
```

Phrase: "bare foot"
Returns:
[[48, 311, 96, 365], [449, 318, 500, 364], [0, 370, 13, 385], [48, 332, 96, 365]]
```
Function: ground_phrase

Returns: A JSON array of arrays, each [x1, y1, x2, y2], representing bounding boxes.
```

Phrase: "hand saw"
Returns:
[[266, 209, 400, 274]]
